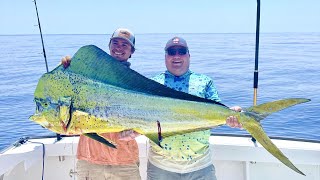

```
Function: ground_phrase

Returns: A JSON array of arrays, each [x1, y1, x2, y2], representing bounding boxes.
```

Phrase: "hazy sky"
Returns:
[[1, 0, 319, 34]]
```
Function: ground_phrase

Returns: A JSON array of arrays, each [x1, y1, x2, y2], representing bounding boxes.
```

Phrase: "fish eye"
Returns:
[[39, 100, 49, 109], [43, 102, 49, 108]]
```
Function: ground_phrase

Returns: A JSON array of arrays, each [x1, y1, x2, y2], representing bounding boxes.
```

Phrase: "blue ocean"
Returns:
[[0, 33, 319, 150]]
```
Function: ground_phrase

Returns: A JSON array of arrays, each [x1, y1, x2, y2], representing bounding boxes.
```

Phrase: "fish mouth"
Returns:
[[29, 114, 51, 129], [29, 113, 69, 134], [29, 114, 38, 123]]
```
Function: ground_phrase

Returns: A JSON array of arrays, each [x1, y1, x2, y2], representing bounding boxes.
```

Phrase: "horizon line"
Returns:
[[1, 32, 319, 36]]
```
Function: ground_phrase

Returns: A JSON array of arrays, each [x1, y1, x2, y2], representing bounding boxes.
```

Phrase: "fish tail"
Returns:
[[245, 98, 311, 121], [241, 98, 310, 176]]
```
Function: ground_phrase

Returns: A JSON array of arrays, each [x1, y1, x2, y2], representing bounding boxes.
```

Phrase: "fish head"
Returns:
[[30, 71, 74, 134], [30, 96, 72, 134]]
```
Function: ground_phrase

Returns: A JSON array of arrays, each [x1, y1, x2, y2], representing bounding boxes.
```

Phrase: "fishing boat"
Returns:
[[1, 134, 320, 180], [1, 1, 319, 180]]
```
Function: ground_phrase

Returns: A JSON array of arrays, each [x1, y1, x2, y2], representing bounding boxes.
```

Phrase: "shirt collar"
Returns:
[[164, 70, 192, 80]]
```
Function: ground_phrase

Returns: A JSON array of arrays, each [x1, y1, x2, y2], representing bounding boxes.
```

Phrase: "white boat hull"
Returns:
[[1, 135, 319, 180]]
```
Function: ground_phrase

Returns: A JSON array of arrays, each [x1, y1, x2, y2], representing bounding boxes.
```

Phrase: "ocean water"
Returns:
[[0, 33, 319, 150]]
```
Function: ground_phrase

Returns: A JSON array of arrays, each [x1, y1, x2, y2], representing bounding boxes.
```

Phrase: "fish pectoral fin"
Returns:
[[59, 96, 72, 128], [83, 133, 117, 149]]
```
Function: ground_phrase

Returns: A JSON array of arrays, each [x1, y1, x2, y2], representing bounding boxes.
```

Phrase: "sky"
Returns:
[[0, 0, 319, 35]]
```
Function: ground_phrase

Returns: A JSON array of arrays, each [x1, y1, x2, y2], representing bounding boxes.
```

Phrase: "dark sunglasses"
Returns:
[[166, 48, 188, 56]]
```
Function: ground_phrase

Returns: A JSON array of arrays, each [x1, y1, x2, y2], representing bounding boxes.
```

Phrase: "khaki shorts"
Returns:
[[76, 160, 141, 180]]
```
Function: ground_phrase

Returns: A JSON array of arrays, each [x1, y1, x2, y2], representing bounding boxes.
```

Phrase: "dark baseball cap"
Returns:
[[165, 37, 188, 51]]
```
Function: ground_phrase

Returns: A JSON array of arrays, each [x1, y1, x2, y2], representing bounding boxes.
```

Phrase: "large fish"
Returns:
[[30, 45, 309, 176]]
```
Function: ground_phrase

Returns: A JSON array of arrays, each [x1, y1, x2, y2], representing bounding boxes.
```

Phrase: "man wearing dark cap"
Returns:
[[147, 37, 242, 180], [62, 28, 141, 180]]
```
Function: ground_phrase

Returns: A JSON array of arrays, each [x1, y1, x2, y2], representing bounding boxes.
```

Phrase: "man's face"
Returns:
[[165, 46, 190, 76], [109, 38, 133, 61]]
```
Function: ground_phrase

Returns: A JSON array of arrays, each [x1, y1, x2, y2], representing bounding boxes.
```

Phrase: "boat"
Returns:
[[1, 134, 319, 180]]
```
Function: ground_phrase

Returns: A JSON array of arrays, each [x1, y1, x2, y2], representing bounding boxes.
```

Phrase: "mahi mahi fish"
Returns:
[[30, 45, 309, 176]]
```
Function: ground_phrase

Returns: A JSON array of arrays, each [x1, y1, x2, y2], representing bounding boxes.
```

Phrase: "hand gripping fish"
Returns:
[[30, 45, 309, 176]]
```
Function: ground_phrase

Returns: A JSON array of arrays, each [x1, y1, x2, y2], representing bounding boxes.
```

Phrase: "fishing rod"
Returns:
[[33, 0, 49, 73], [33, 0, 62, 141], [253, 0, 261, 106], [250, 0, 261, 144]]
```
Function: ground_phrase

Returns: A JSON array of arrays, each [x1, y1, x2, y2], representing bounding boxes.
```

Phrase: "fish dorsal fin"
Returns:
[[83, 133, 117, 148], [66, 45, 226, 107]]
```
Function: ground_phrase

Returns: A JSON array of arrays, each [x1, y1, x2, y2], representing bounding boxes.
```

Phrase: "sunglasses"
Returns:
[[166, 48, 188, 56]]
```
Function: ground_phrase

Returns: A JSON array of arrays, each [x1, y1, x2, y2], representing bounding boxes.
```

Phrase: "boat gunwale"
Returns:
[[2, 133, 320, 154]]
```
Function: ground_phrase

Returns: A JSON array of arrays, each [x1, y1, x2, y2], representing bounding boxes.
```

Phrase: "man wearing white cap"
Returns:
[[61, 28, 141, 180], [147, 37, 242, 180]]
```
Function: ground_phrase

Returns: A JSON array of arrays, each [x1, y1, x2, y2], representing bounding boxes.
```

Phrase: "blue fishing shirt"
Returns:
[[149, 70, 221, 172]]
